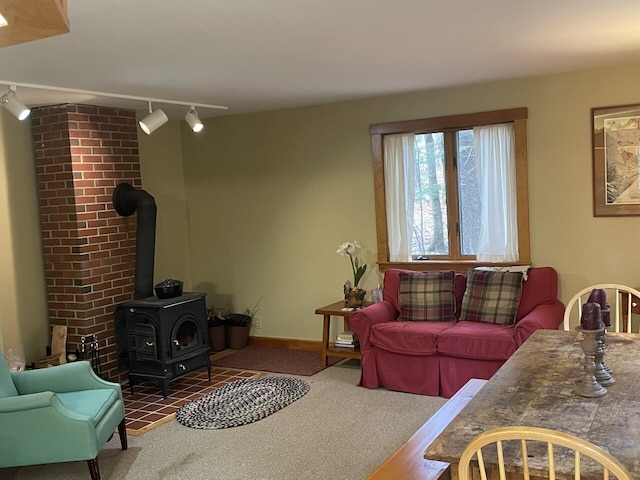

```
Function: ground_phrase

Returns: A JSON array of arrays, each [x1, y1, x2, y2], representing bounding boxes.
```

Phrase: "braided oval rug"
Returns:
[[176, 376, 310, 429]]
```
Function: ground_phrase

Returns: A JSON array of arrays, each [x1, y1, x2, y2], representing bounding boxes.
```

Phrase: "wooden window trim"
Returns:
[[371, 108, 531, 274]]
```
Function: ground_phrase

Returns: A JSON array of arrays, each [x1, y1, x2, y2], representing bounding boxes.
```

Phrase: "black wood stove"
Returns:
[[114, 293, 211, 398], [111, 183, 210, 398]]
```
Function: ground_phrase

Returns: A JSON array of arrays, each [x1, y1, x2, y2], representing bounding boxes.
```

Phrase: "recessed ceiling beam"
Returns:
[[0, 0, 69, 47]]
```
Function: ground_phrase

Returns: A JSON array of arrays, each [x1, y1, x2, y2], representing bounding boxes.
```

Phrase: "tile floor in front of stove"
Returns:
[[122, 366, 260, 435]]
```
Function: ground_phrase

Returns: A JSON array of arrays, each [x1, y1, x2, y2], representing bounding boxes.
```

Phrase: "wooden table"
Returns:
[[424, 329, 640, 479], [314, 301, 368, 366]]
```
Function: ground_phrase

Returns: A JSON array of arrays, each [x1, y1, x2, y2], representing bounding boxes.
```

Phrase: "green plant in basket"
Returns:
[[221, 297, 262, 326]]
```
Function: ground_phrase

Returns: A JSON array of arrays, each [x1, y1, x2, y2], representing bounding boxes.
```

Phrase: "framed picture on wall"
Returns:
[[593, 103, 640, 216]]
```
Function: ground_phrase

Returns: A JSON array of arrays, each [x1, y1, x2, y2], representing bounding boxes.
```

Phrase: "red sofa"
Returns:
[[349, 267, 564, 398]]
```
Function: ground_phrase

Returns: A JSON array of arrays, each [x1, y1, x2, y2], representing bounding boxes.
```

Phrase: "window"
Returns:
[[370, 108, 530, 272]]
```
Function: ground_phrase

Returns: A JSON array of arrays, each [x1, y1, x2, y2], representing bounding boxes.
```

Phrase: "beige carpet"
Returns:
[[5, 364, 447, 480]]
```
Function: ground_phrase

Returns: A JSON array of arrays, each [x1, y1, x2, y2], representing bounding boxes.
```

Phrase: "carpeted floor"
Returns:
[[210, 345, 343, 375], [123, 346, 346, 435], [5, 365, 448, 480]]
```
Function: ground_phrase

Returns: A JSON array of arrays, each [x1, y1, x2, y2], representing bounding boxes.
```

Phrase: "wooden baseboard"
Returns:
[[247, 336, 321, 352]]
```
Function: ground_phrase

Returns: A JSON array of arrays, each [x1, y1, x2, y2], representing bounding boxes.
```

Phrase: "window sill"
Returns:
[[378, 261, 531, 274]]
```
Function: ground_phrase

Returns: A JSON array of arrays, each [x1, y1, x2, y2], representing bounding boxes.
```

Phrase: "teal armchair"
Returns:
[[0, 353, 127, 480]]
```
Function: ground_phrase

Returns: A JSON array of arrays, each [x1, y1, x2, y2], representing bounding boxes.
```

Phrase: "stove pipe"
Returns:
[[112, 183, 157, 299]]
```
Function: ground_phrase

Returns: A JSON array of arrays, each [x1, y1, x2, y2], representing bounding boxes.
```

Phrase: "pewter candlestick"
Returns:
[[594, 328, 616, 387], [601, 327, 613, 374], [575, 326, 607, 398], [595, 328, 614, 386]]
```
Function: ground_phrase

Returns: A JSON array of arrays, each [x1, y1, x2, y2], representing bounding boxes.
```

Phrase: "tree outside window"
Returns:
[[370, 108, 530, 272]]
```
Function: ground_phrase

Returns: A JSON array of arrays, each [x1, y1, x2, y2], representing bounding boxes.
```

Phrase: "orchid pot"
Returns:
[[345, 288, 366, 308]]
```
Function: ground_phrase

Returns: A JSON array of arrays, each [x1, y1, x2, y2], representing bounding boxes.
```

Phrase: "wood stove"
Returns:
[[111, 183, 211, 398], [114, 293, 211, 398]]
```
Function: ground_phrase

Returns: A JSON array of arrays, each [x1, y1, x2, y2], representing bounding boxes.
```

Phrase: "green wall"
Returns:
[[4, 61, 640, 362], [0, 109, 48, 363], [175, 61, 640, 341]]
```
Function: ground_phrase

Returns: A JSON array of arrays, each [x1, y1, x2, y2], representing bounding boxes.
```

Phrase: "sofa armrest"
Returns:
[[11, 360, 122, 396], [513, 300, 565, 346], [349, 300, 399, 351]]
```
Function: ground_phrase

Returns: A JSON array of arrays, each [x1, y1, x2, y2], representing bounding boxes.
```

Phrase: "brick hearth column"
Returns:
[[31, 104, 141, 381]]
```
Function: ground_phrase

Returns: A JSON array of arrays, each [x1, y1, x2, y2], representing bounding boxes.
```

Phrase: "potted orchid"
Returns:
[[337, 240, 367, 307]]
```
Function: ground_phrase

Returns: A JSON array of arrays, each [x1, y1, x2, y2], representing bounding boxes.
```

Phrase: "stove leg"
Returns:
[[162, 379, 169, 399]]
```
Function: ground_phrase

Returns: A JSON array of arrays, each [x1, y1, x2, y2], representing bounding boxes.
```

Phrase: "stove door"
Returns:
[[132, 323, 158, 360], [170, 313, 202, 357]]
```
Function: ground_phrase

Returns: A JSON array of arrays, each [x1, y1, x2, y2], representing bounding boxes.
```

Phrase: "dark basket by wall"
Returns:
[[226, 314, 252, 327]]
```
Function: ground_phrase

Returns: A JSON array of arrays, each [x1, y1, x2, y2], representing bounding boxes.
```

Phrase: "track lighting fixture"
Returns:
[[185, 106, 204, 133], [1, 86, 31, 121], [139, 102, 169, 135], [0, 80, 228, 133]]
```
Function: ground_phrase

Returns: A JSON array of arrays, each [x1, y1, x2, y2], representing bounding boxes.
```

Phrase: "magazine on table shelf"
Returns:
[[335, 330, 359, 348]]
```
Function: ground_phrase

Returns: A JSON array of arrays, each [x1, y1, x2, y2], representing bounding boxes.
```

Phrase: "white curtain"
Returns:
[[383, 134, 415, 262], [474, 123, 519, 262]]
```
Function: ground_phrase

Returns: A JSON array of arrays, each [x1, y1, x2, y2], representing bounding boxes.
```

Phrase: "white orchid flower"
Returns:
[[336, 242, 350, 256], [336, 240, 367, 289]]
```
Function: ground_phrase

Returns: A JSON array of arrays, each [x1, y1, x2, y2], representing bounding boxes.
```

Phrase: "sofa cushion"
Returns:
[[371, 321, 455, 355], [460, 270, 523, 325], [437, 321, 517, 361], [382, 269, 467, 319], [398, 270, 456, 322]]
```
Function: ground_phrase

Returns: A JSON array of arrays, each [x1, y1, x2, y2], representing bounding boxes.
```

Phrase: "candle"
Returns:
[[581, 302, 602, 330], [587, 289, 608, 327], [587, 288, 607, 308]]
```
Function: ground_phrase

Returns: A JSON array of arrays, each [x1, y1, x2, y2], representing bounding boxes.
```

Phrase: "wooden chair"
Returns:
[[562, 284, 640, 332], [458, 426, 632, 480]]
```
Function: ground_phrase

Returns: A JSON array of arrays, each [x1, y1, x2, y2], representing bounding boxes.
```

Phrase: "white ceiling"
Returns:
[[2, 0, 640, 120]]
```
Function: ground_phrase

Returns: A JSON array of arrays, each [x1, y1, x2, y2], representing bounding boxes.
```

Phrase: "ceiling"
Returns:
[[1, 0, 640, 120]]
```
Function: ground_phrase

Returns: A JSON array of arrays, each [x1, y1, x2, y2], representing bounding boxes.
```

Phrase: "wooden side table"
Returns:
[[314, 301, 369, 367]]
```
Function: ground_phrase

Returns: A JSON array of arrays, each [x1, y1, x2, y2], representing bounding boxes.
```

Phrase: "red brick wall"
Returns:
[[31, 104, 141, 381]]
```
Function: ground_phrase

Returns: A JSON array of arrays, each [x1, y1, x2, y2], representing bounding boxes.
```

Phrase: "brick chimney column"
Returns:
[[31, 104, 141, 381]]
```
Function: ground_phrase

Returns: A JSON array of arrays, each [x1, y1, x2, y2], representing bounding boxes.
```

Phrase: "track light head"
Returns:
[[139, 105, 168, 135], [185, 106, 204, 133], [1, 86, 31, 121]]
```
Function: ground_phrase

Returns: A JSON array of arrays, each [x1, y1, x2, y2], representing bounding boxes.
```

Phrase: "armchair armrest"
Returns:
[[11, 360, 122, 396], [0, 391, 89, 421], [349, 300, 398, 352], [513, 300, 565, 346]]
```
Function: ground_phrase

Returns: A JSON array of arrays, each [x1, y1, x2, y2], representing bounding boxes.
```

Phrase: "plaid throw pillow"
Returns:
[[461, 270, 524, 325], [398, 271, 456, 322]]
